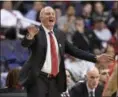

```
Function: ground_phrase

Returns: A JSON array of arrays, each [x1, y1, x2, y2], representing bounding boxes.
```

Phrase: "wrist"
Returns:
[[26, 34, 34, 40]]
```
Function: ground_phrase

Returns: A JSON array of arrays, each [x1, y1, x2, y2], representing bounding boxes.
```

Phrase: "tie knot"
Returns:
[[48, 31, 53, 35], [89, 91, 94, 97]]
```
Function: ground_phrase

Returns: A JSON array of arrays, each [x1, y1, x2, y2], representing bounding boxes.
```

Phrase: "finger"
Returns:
[[27, 26, 34, 32], [107, 58, 114, 62], [35, 28, 39, 33], [104, 54, 114, 60], [108, 56, 114, 60], [27, 26, 38, 33]]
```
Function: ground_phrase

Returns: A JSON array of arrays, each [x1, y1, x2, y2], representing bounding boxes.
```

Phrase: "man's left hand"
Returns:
[[96, 54, 114, 64]]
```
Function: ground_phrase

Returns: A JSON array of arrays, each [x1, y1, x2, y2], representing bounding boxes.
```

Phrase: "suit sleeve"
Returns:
[[21, 35, 36, 48], [69, 86, 81, 97], [65, 40, 97, 63]]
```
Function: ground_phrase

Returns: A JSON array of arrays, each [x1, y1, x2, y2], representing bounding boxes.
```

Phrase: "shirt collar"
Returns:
[[86, 82, 95, 93], [42, 25, 53, 34]]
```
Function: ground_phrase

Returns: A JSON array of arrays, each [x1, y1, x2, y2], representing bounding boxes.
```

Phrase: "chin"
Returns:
[[49, 24, 55, 28], [94, 85, 98, 88]]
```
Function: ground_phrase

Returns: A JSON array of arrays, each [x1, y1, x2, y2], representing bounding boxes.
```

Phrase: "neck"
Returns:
[[87, 82, 94, 90], [42, 24, 53, 31]]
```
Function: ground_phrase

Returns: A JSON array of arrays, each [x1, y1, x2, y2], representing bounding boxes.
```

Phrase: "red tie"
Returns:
[[49, 32, 58, 76]]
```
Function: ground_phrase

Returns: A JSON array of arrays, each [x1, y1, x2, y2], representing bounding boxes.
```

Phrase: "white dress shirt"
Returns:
[[41, 25, 60, 74]]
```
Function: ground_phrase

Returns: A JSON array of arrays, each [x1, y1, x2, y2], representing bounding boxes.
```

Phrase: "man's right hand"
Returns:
[[27, 25, 39, 39]]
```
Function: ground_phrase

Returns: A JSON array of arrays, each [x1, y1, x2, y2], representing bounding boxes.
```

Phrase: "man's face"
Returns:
[[83, 3, 92, 17], [67, 6, 75, 16], [95, 21, 105, 30], [40, 7, 56, 30], [2, 1, 12, 10], [94, 2, 104, 14], [87, 70, 100, 89], [34, 2, 44, 11], [75, 19, 84, 29], [100, 69, 109, 83]]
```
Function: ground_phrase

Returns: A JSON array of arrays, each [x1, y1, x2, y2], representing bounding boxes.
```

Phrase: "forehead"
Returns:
[[76, 19, 84, 22], [44, 7, 55, 13], [88, 70, 100, 77], [95, 3, 103, 7]]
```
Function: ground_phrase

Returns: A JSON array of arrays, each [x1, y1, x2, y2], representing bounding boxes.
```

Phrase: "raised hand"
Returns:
[[27, 25, 39, 39]]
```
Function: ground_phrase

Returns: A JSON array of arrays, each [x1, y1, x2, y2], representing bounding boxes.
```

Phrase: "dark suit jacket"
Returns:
[[69, 82, 104, 97], [72, 28, 102, 53], [112, 92, 117, 97], [19, 25, 97, 93]]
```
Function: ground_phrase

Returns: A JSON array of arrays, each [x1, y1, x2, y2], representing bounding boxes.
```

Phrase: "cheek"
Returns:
[[42, 19, 47, 23], [92, 80, 97, 84], [95, 80, 99, 85], [91, 81, 95, 85], [67, 78, 71, 82], [104, 76, 108, 80]]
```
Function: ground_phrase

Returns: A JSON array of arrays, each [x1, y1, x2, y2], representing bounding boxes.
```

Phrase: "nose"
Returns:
[[49, 13, 55, 17], [106, 73, 109, 77]]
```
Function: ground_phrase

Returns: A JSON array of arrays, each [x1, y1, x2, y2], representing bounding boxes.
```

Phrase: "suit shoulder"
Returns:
[[70, 81, 86, 92], [54, 28, 65, 35], [96, 84, 104, 92], [69, 81, 86, 97]]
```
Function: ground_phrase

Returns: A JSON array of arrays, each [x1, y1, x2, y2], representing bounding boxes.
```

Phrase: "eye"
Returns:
[[91, 76, 95, 79]]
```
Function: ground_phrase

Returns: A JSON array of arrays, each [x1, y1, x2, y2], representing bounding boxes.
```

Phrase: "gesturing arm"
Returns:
[[65, 40, 97, 62], [21, 25, 39, 47], [65, 40, 113, 64]]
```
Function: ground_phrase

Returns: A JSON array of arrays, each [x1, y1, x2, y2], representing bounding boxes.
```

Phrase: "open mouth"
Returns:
[[49, 19, 54, 22]]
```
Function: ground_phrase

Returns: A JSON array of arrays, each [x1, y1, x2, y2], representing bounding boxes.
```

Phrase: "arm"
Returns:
[[21, 25, 39, 48], [21, 34, 35, 47], [65, 40, 97, 63]]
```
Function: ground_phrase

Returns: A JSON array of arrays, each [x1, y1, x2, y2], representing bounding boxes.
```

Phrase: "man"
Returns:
[[19, 6, 113, 97], [100, 68, 110, 85], [69, 67, 103, 97], [98, 67, 110, 86], [72, 17, 103, 54]]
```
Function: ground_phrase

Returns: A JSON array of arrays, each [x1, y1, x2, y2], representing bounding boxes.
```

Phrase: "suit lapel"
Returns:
[[84, 83, 89, 97], [53, 28, 60, 45], [95, 85, 101, 97], [53, 28, 62, 55]]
